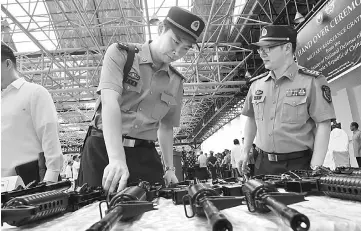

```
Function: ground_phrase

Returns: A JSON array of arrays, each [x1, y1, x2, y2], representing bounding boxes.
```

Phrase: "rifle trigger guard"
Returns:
[[183, 194, 194, 218], [98, 200, 109, 219]]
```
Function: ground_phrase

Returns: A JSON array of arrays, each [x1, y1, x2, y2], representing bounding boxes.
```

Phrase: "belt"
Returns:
[[89, 128, 154, 148], [256, 148, 311, 162]]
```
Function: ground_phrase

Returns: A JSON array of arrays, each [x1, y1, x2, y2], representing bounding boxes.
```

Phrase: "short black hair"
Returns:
[[1, 44, 16, 68], [234, 139, 240, 145], [351, 122, 359, 129]]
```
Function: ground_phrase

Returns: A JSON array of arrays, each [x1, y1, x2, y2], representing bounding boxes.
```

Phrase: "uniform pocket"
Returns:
[[151, 92, 175, 120], [252, 95, 266, 121], [120, 80, 143, 111], [281, 97, 308, 124]]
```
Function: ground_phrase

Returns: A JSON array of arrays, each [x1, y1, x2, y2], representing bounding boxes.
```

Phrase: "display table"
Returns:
[[2, 196, 361, 231]]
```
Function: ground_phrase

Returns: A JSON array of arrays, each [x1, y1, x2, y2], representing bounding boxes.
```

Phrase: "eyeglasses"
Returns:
[[257, 42, 288, 54], [256, 45, 279, 54]]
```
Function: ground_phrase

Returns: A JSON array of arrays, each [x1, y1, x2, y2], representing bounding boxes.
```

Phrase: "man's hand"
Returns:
[[240, 159, 250, 174], [163, 170, 178, 186], [102, 158, 129, 193]]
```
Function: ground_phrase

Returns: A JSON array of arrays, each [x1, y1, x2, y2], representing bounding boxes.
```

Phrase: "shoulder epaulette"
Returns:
[[298, 67, 322, 78], [169, 65, 186, 80], [249, 71, 269, 83], [116, 42, 140, 53]]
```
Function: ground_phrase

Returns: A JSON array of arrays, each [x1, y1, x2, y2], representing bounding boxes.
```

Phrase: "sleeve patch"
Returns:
[[321, 85, 332, 103], [299, 68, 322, 77]]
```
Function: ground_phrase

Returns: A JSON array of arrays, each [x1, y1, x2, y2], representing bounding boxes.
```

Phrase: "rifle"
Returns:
[[182, 183, 244, 231], [158, 181, 190, 205], [278, 168, 361, 202], [242, 179, 310, 231], [1, 180, 72, 205], [1, 183, 105, 227], [86, 181, 157, 231]]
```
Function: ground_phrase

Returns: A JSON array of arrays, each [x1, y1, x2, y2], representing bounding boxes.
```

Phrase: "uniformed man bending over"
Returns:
[[78, 7, 205, 193], [240, 25, 335, 175]]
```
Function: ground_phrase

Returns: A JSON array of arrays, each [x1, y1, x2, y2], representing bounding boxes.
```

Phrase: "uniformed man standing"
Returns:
[[240, 25, 335, 175], [78, 7, 205, 193]]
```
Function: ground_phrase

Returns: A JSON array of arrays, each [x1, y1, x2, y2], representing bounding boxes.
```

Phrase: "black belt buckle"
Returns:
[[268, 153, 278, 162]]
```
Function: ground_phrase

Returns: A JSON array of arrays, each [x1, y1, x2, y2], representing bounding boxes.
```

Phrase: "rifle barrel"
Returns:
[[86, 206, 124, 231], [201, 199, 233, 231], [264, 196, 310, 231]]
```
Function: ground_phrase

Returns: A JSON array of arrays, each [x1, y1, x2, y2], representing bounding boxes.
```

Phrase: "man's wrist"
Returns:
[[164, 166, 175, 172]]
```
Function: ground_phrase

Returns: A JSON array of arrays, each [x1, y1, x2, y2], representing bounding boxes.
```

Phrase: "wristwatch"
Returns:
[[165, 166, 175, 172]]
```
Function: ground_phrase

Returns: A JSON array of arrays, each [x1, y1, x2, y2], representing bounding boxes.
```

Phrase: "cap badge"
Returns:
[[261, 28, 267, 36], [191, 21, 200, 31]]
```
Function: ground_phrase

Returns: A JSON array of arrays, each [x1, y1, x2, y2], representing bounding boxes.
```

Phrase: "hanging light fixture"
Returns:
[[294, 0, 305, 23], [149, 14, 160, 25], [149, 0, 166, 25]]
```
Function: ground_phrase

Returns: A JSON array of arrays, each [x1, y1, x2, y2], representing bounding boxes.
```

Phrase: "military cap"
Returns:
[[164, 6, 205, 43], [251, 25, 297, 47]]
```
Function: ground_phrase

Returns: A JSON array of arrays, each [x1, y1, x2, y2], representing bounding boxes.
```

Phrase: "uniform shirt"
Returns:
[[198, 154, 207, 168], [353, 129, 361, 157], [1, 78, 63, 182], [242, 63, 335, 153], [94, 41, 184, 141], [231, 144, 244, 168]]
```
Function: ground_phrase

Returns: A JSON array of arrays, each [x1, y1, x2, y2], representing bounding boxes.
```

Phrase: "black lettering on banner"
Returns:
[[62, 145, 82, 154]]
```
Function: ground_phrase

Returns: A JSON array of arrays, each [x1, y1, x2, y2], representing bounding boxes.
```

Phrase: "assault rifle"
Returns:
[[86, 181, 157, 231], [276, 168, 361, 202], [1, 182, 105, 227], [1, 180, 72, 205], [182, 183, 244, 231], [242, 179, 310, 231]]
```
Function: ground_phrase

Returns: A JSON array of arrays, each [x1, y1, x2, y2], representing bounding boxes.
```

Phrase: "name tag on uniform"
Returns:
[[124, 78, 138, 87], [128, 72, 140, 80], [253, 95, 262, 100], [286, 88, 306, 97], [124, 72, 140, 87]]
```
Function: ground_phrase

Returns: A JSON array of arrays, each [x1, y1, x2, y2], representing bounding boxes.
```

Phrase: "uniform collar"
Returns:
[[11, 78, 26, 89], [139, 41, 153, 65], [3, 78, 25, 91], [139, 41, 169, 72], [265, 62, 299, 82]]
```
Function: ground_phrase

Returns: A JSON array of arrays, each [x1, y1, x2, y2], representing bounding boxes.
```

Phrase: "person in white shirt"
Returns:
[[197, 151, 208, 180], [231, 139, 244, 177], [198, 151, 207, 168], [323, 122, 350, 170], [65, 161, 73, 179], [351, 122, 361, 167], [1, 43, 63, 183], [72, 155, 81, 185]]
